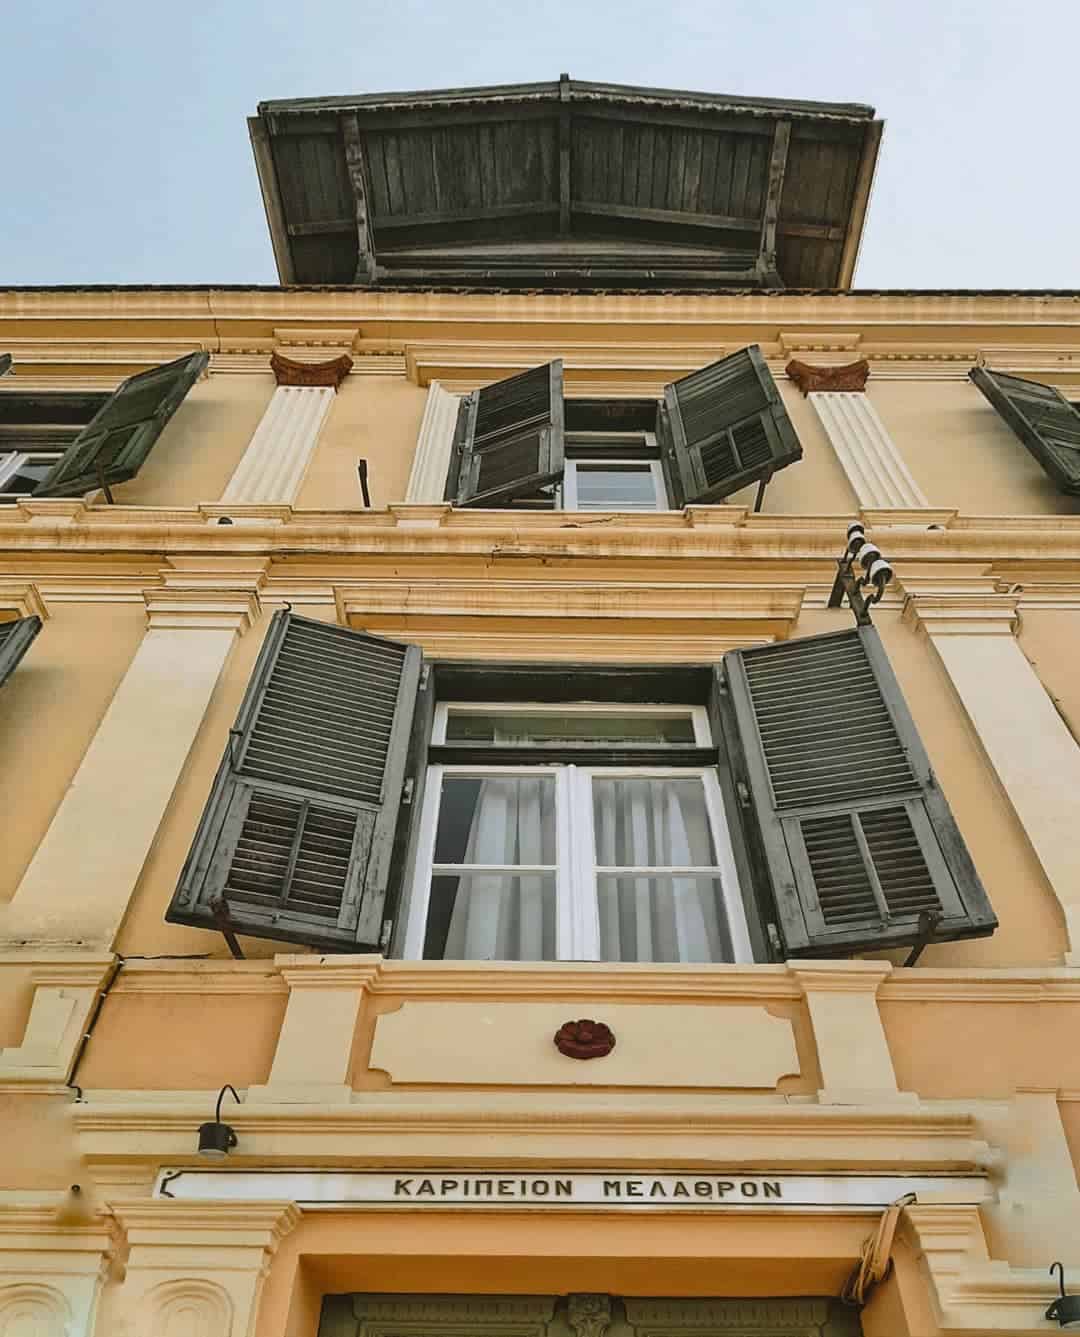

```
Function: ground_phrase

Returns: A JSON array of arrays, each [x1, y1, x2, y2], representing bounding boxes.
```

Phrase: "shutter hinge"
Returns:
[[420, 663, 431, 692], [402, 777, 415, 806], [766, 922, 783, 959], [379, 919, 393, 952], [736, 780, 751, 809]]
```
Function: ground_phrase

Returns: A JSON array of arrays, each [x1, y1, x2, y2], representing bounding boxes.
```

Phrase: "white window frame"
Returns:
[[403, 704, 752, 963], [0, 450, 63, 499], [433, 701, 712, 746], [561, 429, 666, 512]]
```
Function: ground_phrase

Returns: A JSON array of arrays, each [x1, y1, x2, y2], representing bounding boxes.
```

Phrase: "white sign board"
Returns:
[[156, 1169, 990, 1212]]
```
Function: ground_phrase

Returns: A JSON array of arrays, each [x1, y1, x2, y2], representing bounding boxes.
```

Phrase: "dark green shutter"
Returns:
[[167, 611, 423, 951], [721, 627, 996, 956], [969, 366, 1080, 495], [0, 616, 42, 688], [34, 351, 208, 498], [0, 355, 11, 379], [452, 361, 565, 506], [659, 345, 802, 504]]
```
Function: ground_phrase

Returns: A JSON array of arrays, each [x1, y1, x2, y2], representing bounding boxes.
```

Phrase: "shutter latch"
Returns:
[[402, 777, 415, 806], [736, 780, 751, 808], [766, 922, 783, 959], [379, 919, 393, 952]]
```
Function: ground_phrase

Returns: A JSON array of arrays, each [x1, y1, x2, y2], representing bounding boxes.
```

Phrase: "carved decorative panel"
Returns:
[[320, 1294, 860, 1337], [0, 1285, 71, 1337]]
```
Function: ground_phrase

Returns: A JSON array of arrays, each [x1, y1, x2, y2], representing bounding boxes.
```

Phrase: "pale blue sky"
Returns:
[[2, 0, 1078, 288]]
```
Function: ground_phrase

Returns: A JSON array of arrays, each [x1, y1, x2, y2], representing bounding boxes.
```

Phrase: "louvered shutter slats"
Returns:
[[723, 626, 996, 955], [0, 354, 12, 378], [454, 361, 565, 506], [661, 345, 802, 504], [168, 612, 421, 950], [0, 616, 42, 689], [970, 366, 1080, 495], [34, 350, 208, 498]]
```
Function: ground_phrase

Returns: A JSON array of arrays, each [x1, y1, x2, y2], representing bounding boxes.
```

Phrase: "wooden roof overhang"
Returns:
[[250, 77, 883, 292]]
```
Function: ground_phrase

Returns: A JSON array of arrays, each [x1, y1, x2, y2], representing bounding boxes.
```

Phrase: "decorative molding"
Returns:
[[0, 581, 48, 621], [0, 955, 115, 1088], [270, 349, 353, 388], [567, 1294, 612, 1337], [902, 591, 1020, 636], [779, 332, 862, 355], [370, 1000, 798, 1088], [809, 391, 929, 508], [220, 384, 335, 506], [142, 587, 261, 634], [785, 358, 871, 394], [554, 1020, 616, 1060], [405, 381, 461, 504]]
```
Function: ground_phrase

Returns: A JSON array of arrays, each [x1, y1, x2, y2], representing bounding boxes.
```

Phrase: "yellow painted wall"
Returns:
[[0, 601, 145, 902], [111, 372, 274, 507], [870, 380, 1080, 516], [297, 377, 428, 510], [1017, 608, 1080, 742], [728, 383, 859, 515]]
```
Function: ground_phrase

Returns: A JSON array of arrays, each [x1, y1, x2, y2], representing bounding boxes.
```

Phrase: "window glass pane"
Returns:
[[0, 453, 61, 494], [433, 775, 556, 865], [424, 872, 556, 960], [574, 463, 658, 509], [597, 875, 734, 963], [444, 710, 696, 746], [592, 777, 718, 867]]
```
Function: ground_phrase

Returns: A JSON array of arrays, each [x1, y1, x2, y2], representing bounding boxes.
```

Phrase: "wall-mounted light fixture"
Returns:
[[827, 521, 894, 626], [1047, 1263, 1080, 1329], [197, 1084, 241, 1158]]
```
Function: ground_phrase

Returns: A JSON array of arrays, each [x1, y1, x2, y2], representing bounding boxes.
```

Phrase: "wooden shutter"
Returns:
[[453, 361, 564, 506], [970, 366, 1080, 495], [659, 345, 802, 504], [0, 616, 42, 689], [721, 627, 996, 956], [167, 611, 423, 951], [33, 351, 208, 498], [0, 355, 11, 379]]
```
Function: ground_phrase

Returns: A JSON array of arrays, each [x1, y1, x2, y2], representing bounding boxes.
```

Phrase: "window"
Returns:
[[0, 616, 42, 688], [404, 704, 748, 963], [562, 433, 668, 511], [169, 613, 998, 964], [0, 351, 208, 500], [445, 346, 803, 510], [0, 391, 108, 503]]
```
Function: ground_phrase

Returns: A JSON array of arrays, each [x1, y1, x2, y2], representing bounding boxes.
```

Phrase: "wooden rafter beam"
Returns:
[[559, 72, 572, 235], [759, 120, 792, 284], [342, 112, 377, 285]]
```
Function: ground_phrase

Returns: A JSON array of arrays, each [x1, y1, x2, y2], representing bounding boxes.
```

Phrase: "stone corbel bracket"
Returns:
[[785, 358, 871, 395], [270, 350, 353, 388], [0, 954, 116, 1089]]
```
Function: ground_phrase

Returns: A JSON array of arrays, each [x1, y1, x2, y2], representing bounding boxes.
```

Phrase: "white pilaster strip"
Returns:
[[905, 593, 1080, 962], [810, 391, 928, 508], [220, 385, 334, 505], [406, 380, 460, 503]]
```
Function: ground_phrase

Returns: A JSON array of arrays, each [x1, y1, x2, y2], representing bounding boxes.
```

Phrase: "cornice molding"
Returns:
[[270, 349, 353, 388], [902, 591, 1021, 637], [785, 358, 871, 394]]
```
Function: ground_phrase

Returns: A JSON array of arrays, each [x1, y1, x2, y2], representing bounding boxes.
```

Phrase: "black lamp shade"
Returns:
[[197, 1120, 237, 1158], [1048, 1295, 1080, 1329]]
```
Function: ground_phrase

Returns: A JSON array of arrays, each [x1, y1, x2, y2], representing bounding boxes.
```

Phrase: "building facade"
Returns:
[[2, 78, 1080, 1337]]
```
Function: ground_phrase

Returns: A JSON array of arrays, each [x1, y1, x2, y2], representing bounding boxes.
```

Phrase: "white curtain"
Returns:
[[592, 778, 731, 963], [443, 777, 553, 960]]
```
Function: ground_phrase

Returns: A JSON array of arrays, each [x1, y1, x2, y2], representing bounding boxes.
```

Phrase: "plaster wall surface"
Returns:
[[0, 602, 145, 902], [112, 372, 274, 507]]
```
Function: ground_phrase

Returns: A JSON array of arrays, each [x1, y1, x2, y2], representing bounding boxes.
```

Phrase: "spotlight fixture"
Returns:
[[1047, 1263, 1080, 1329], [197, 1084, 241, 1159], [827, 522, 895, 626]]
